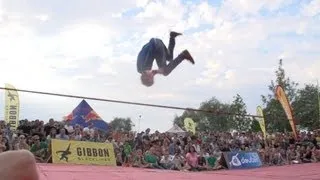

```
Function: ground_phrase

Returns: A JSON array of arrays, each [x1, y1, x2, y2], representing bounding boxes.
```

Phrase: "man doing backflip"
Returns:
[[137, 31, 195, 87]]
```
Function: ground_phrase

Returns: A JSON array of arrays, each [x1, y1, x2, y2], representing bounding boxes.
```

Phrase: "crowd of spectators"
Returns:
[[1, 119, 320, 171]]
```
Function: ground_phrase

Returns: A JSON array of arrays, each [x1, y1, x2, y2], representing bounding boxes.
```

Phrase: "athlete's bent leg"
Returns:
[[162, 50, 194, 76], [167, 31, 182, 61]]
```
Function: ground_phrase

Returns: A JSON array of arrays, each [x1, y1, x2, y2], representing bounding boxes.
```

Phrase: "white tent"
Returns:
[[166, 124, 186, 135]]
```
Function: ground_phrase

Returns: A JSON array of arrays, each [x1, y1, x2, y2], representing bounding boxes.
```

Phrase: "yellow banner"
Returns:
[[275, 85, 298, 139], [184, 117, 196, 134], [51, 139, 116, 166], [256, 106, 266, 139], [4, 83, 20, 130]]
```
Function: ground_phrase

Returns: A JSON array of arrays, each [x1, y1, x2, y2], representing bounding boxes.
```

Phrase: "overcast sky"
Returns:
[[0, 0, 319, 132]]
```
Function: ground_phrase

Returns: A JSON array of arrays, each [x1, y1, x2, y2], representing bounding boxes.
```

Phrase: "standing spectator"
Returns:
[[56, 128, 69, 140], [46, 127, 57, 142], [64, 120, 74, 134], [17, 120, 32, 135], [44, 119, 55, 136], [15, 135, 30, 150], [83, 123, 95, 137], [73, 125, 82, 141]]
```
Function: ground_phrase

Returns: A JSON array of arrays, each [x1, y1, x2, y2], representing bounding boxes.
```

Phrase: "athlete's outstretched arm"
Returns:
[[0, 150, 39, 180]]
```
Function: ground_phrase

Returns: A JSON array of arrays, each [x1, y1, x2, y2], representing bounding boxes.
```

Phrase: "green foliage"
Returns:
[[109, 117, 134, 132], [250, 119, 262, 132], [173, 97, 247, 132], [292, 84, 320, 130], [230, 94, 252, 132]]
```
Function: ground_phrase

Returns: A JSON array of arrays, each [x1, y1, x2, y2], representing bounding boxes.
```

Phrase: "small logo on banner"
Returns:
[[225, 151, 262, 169], [230, 153, 241, 167], [56, 143, 72, 162]]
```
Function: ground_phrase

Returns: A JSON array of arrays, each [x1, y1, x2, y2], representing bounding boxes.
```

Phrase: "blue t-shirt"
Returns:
[[137, 38, 167, 73]]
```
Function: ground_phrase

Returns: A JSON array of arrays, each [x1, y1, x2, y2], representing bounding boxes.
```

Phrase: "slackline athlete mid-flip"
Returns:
[[137, 31, 195, 87]]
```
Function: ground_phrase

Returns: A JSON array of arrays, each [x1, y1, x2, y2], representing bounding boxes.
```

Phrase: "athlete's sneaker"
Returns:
[[181, 50, 195, 64], [170, 31, 182, 38]]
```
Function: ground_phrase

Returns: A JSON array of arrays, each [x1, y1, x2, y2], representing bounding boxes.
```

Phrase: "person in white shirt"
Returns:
[[83, 123, 95, 137], [64, 121, 74, 134]]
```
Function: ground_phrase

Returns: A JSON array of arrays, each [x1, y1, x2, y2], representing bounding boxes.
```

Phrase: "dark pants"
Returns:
[[154, 36, 185, 76]]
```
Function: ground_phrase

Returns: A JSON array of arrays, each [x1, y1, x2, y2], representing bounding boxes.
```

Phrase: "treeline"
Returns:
[[173, 59, 320, 133]]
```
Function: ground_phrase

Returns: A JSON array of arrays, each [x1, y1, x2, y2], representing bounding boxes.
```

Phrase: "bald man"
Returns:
[[0, 150, 39, 180]]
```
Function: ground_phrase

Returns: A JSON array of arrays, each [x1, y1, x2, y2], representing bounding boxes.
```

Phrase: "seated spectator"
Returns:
[[132, 149, 148, 168], [144, 147, 162, 169], [123, 141, 132, 166], [287, 144, 301, 164], [301, 145, 313, 163], [0, 133, 7, 153], [185, 145, 201, 171], [115, 148, 123, 166], [30, 135, 48, 162], [159, 149, 175, 170], [172, 148, 185, 171], [270, 146, 285, 165], [312, 146, 320, 162], [197, 150, 208, 170]]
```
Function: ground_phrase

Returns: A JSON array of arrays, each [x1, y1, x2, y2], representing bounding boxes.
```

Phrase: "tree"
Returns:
[[261, 59, 298, 132], [230, 94, 251, 132], [198, 97, 233, 132], [250, 119, 262, 132], [292, 84, 320, 130], [109, 117, 134, 132], [173, 97, 234, 132]]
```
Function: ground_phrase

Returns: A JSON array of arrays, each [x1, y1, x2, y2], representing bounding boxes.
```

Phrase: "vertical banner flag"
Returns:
[[184, 118, 196, 134], [256, 106, 266, 139], [4, 83, 20, 130], [275, 85, 298, 139]]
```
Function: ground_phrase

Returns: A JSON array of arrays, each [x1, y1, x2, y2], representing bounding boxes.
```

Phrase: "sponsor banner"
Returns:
[[275, 85, 298, 139], [223, 151, 262, 169], [184, 118, 196, 134], [51, 139, 116, 166], [256, 106, 266, 139], [4, 83, 20, 130]]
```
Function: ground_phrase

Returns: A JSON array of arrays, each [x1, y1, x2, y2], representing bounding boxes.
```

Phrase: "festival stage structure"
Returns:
[[38, 163, 320, 180]]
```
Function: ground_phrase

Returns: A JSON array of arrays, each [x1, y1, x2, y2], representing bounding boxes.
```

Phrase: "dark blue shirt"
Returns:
[[137, 38, 167, 73]]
